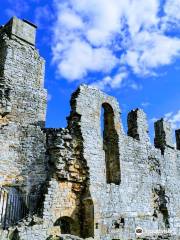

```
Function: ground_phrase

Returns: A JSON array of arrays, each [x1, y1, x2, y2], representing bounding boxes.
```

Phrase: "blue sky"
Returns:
[[1, 0, 180, 140]]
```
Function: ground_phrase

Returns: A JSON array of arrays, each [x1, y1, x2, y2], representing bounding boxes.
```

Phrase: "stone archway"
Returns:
[[54, 216, 79, 236]]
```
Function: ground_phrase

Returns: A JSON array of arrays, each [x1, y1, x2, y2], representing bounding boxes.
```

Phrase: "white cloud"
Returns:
[[91, 71, 128, 90], [130, 83, 143, 91], [5, 0, 29, 17], [151, 110, 180, 129], [51, 0, 180, 89], [164, 0, 180, 24], [54, 40, 118, 80], [34, 6, 54, 28], [164, 110, 180, 129], [123, 32, 180, 75], [151, 117, 158, 123], [59, 10, 84, 30], [164, 112, 173, 119]]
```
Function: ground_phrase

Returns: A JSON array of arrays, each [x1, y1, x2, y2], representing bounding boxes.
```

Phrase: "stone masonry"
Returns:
[[0, 17, 180, 240]]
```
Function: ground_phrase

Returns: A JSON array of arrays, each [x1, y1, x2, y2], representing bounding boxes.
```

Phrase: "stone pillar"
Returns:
[[175, 129, 180, 150], [154, 119, 174, 152], [0, 17, 47, 196], [127, 108, 150, 143], [0, 17, 47, 126]]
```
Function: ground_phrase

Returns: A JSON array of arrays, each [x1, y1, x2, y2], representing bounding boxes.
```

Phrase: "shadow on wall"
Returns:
[[81, 189, 94, 238], [8, 228, 20, 240], [101, 103, 120, 185]]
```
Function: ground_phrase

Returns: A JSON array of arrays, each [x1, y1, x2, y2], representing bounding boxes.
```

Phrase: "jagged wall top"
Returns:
[[70, 84, 180, 154]]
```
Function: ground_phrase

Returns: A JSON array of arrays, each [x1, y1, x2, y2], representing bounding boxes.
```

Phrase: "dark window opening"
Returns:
[[95, 223, 99, 229], [112, 217, 125, 229], [101, 103, 120, 185], [81, 198, 94, 238], [54, 216, 75, 235]]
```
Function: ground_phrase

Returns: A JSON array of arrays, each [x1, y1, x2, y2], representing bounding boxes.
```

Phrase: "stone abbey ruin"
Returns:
[[0, 17, 180, 240]]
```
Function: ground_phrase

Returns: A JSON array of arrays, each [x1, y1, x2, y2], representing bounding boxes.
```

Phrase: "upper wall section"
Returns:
[[68, 85, 180, 156], [68, 85, 124, 185], [69, 84, 124, 135], [0, 17, 47, 126], [0, 17, 37, 46]]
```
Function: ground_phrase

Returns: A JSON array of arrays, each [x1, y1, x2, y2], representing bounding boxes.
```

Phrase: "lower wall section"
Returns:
[[43, 179, 82, 237], [0, 226, 179, 240], [0, 123, 47, 194], [0, 227, 85, 240]]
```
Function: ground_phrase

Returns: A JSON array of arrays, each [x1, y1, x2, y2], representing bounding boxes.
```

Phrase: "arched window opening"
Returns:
[[81, 198, 94, 238], [54, 216, 78, 235], [101, 103, 120, 185]]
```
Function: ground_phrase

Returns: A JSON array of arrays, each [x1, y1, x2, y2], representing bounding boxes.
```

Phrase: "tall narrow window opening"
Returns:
[[81, 198, 94, 238], [101, 103, 120, 185]]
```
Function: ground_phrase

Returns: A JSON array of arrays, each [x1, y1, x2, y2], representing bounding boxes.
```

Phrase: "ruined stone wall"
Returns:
[[68, 85, 180, 239], [0, 17, 47, 197], [4, 83, 178, 240], [0, 17, 180, 240], [43, 128, 90, 238]]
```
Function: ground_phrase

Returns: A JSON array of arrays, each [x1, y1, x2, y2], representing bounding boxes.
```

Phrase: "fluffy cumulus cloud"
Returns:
[[51, 0, 180, 89]]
